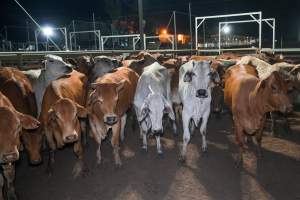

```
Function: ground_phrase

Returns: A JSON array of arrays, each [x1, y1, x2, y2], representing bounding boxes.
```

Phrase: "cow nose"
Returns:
[[153, 129, 163, 135], [30, 157, 42, 165], [105, 116, 118, 125], [3, 151, 19, 163], [196, 89, 208, 98], [64, 134, 78, 143], [286, 104, 293, 113]]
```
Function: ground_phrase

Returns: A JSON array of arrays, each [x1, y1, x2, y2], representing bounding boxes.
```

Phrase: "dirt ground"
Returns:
[[15, 111, 300, 200]]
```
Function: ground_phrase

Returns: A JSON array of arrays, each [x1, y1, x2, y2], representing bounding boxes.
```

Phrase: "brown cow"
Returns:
[[39, 70, 88, 177], [0, 67, 43, 165], [67, 55, 94, 77], [88, 67, 139, 166], [0, 91, 39, 199], [224, 64, 292, 166]]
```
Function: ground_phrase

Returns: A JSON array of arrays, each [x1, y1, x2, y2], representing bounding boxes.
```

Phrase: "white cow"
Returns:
[[179, 60, 215, 162], [134, 62, 176, 154], [22, 55, 73, 116]]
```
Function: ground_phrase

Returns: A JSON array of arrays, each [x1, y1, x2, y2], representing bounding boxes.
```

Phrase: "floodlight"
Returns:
[[223, 25, 231, 34], [42, 26, 54, 37]]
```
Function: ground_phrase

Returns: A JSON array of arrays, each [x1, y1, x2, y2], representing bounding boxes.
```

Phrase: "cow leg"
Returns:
[[2, 164, 17, 200], [180, 110, 191, 162], [96, 139, 102, 165], [155, 135, 163, 155], [200, 111, 210, 152], [120, 113, 127, 142], [80, 118, 88, 147], [189, 119, 195, 136], [235, 123, 245, 167], [73, 132, 84, 178], [111, 122, 122, 166], [45, 128, 56, 176], [270, 112, 275, 136], [0, 173, 3, 200], [142, 130, 148, 152]]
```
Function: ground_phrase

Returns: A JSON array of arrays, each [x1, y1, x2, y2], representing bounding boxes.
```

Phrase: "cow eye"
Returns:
[[271, 85, 277, 92], [48, 60, 54, 63]]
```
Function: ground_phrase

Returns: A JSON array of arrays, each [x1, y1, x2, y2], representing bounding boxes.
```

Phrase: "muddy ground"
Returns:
[[15, 111, 300, 200]]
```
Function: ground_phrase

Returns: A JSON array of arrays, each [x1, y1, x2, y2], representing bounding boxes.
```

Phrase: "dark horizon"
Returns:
[[1, 0, 300, 45]]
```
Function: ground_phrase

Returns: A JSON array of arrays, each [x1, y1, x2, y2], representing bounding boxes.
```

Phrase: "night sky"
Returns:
[[1, 0, 300, 43]]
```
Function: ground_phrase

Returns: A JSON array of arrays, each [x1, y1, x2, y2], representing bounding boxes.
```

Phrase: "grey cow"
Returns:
[[22, 55, 73, 116], [133, 62, 176, 154], [179, 60, 218, 162]]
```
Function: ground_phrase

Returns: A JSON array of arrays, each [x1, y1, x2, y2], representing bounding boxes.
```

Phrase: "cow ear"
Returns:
[[17, 112, 40, 130], [116, 80, 126, 92], [164, 100, 175, 121], [66, 58, 77, 66], [76, 104, 88, 118], [183, 71, 195, 82]]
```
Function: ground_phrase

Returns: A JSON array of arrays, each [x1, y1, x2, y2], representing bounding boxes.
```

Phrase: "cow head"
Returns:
[[0, 107, 40, 164], [44, 55, 73, 76], [184, 61, 215, 98], [21, 130, 43, 165], [90, 80, 125, 126], [47, 98, 88, 144], [67, 55, 94, 76], [138, 86, 175, 134], [258, 71, 293, 113]]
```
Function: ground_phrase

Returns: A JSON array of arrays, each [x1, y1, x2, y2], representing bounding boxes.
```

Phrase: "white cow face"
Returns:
[[184, 61, 213, 98], [44, 55, 73, 76], [139, 93, 175, 134]]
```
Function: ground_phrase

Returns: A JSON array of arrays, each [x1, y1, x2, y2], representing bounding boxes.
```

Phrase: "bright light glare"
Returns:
[[223, 25, 231, 34], [161, 29, 168, 34], [42, 26, 54, 37]]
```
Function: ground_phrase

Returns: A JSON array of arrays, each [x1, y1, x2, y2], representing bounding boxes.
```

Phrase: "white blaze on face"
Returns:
[[191, 61, 212, 91], [147, 94, 165, 132]]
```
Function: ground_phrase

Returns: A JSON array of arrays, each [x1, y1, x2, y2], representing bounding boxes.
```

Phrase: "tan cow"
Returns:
[[0, 91, 39, 199], [224, 64, 292, 166], [88, 67, 139, 166], [0, 67, 42, 165], [39, 70, 88, 177]]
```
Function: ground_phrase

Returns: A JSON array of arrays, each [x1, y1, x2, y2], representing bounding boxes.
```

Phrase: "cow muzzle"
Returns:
[[280, 104, 293, 113], [63, 133, 78, 143], [2, 151, 19, 163], [104, 115, 118, 125], [196, 89, 208, 98], [152, 129, 163, 136]]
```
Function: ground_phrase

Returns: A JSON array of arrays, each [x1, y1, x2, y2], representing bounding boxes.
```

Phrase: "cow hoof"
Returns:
[[72, 162, 83, 178], [7, 191, 18, 200], [157, 151, 164, 157], [179, 155, 186, 163], [46, 167, 53, 177], [115, 162, 122, 169], [202, 146, 208, 153], [140, 147, 148, 154], [235, 159, 243, 169]]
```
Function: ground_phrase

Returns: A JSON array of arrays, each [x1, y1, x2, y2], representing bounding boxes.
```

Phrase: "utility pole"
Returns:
[[92, 13, 97, 50], [189, 2, 192, 50], [173, 11, 177, 50], [138, 0, 144, 50], [26, 20, 30, 43]]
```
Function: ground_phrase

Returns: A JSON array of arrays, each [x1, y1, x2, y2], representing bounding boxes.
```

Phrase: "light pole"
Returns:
[[42, 26, 54, 51], [138, 0, 144, 50]]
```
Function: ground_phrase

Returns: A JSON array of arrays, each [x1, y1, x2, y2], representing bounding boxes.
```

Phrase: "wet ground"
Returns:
[[15, 111, 300, 200]]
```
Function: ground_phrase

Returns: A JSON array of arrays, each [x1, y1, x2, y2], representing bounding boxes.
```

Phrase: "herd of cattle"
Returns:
[[0, 51, 299, 199]]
